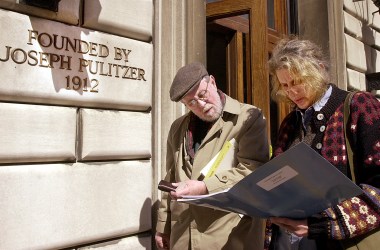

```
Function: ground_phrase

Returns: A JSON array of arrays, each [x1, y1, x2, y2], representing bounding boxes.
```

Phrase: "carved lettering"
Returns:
[[138, 68, 146, 81], [114, 47, 131, 62], [76, 58, 146, 81], [12, 48, 27, 64], [78, 58, 88, 72], [27, 29, 111, 59], [0, 45, 73, 69], [0, 46, 11, 62], [98, 44, 109, 58], [0, 29, 148, 95], [28, 50, 38, 66], [38, 32, 53, 47], [27, 30, 39, 45], [60, 55, 72, 70], [66, 75, 99, 92], [39, 52, 51, 67]]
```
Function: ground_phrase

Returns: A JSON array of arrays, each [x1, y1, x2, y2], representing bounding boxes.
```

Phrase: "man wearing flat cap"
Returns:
[[155, 62, 269, 249]]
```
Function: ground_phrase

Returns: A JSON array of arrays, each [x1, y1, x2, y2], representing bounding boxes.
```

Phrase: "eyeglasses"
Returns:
[[279, 81, 304, 96], [184, 79, 210, 107]]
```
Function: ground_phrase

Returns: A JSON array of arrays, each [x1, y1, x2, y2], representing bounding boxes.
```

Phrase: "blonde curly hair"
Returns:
[[268, 37, 330, 105]]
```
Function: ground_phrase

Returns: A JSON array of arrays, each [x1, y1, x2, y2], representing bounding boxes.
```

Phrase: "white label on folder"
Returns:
[[256, 165, 298, 191]]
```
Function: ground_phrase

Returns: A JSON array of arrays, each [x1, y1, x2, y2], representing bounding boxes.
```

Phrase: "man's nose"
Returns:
[[197, 99, 207, 107]]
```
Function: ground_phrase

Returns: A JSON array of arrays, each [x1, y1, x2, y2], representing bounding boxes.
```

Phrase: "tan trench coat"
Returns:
[[156, 95, 270, 250]]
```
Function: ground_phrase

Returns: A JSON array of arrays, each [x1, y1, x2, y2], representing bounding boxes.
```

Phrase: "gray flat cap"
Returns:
[[170, 62, 209, 102]]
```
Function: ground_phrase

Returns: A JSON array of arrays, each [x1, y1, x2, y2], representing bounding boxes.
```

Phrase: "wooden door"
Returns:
[[206, 0, 291, 143]]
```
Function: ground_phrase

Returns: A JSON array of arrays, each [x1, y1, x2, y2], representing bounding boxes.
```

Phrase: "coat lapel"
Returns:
[[191, 95, 241, 179]]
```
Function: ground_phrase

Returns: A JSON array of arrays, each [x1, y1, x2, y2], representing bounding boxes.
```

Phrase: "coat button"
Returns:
[[317, 113, 324, 120], [222, 176, 228, 181], [316, 143, 322, 149], [320, 125, 326, 132]]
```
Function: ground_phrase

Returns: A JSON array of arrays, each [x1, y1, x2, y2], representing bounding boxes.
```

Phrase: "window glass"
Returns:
[[268, 0, 275, 29]]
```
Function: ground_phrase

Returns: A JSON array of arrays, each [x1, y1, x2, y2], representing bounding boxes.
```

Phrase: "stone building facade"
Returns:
[[0, 0, 378, 249], [341, 0, 380, 94], [0, 0, 154, 249]]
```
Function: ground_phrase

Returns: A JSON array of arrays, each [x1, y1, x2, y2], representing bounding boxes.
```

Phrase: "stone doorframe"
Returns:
[[152, 0, 206, 232], [327, 0, 347, 90]]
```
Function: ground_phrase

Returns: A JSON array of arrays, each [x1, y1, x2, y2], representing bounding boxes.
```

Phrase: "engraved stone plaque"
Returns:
[[0, 9, 152, 111]]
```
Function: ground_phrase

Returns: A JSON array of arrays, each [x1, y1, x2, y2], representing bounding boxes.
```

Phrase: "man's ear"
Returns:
[[210, 75, 217, 87]]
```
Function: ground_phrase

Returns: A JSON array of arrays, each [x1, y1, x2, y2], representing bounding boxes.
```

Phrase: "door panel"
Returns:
[[206, 0, 291, 144]]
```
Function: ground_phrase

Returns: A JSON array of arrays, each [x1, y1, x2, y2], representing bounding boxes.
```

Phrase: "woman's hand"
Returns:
[[270, 217, 309, 237]]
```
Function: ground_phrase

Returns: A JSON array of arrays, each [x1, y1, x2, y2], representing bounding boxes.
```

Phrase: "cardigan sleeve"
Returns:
[[308, 184, 380, 240], [308, 92, 380, 240]]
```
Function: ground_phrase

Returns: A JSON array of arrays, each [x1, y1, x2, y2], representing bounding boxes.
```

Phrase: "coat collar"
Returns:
[[201, 94, 240, 145], [222, 94, 241, 116]]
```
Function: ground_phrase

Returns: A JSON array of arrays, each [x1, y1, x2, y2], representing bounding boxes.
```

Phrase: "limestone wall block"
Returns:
[[0, 102, 76, 164], [372, 47, 380, 72], [0, 161, 152, 250], [0, 0, 81, 25], [368, 0, 380, 29], [83, 0, 153, 42], [79, 108, 151, 161], [78, 235, 151, 250], [344, 0, 368, 21], [346, 68, 367, 90], [345, 33, 372, 73], [344, 11, 364, 40]]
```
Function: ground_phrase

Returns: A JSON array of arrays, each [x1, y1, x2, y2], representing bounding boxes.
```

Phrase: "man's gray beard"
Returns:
[[199, 97, 223, 122]]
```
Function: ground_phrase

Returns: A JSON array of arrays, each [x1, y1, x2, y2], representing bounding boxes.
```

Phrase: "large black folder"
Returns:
[[178, 142, 363, 218]]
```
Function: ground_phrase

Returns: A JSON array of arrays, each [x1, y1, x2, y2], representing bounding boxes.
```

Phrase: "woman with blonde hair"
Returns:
[[265, 37, 380, 250]]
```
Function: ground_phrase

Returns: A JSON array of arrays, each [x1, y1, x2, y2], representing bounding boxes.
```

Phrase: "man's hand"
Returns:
[[155, 232, 170, 249], [270, 217, 308, 237], [169, 180, 208, 199]]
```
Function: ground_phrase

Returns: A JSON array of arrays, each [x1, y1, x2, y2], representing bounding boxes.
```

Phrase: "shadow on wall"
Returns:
[[151, 198, 163, 250], [26, 0, 102, 96], [139, 198, 153, 249], [364, 15, 375, 80], [351, 1, 376, 92], [365, 10, 379, 95], [57, 198, 153, 249]]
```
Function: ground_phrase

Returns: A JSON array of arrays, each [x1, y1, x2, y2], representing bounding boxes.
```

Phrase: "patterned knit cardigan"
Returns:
[[264, 85, 380, 248]]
